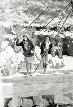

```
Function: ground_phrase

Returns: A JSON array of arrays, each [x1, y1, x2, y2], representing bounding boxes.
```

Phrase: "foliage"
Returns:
[[0, 0, 72, 76]]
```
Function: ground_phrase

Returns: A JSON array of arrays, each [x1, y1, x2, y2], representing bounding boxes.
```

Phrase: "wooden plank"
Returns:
[[1, 72, 73, 83], [2, 83, 13, 98], [13, 73, 73, 85], [13, 82, 73, 104], [2, 73, 73, 104], [13, 82, 73, 97], [2, 82, 73, 104]]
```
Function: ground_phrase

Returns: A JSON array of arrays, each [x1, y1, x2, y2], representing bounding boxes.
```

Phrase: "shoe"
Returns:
[[26, 72, 30, 75], [27, 72, 33, 76]]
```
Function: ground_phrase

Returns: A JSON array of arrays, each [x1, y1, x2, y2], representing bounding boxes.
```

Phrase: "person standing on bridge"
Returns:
[[40, 36, 51, 73], [51, 35, 63, 59], [16, 35, 35, 75]]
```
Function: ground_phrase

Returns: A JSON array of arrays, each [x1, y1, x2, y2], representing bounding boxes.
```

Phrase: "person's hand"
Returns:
[[17, 36, 23, 42], [16, 37, 19, 40], [14, 37, 18, 40]]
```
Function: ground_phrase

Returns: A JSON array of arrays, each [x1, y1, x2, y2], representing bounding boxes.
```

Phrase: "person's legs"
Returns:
[[29, 56, 37, 74], [58, 49, 63, 59], [26, 58, 35, 74], [26, 62, 31, 74], [44, 51, 49, 73], [43, 55, 47, 74], [25, 57, 32, 74], [30, 62, 36, 74], [45, 52, 50, 71], [29, 63, 31, 74], [30, 60, 37, 74], [51, 48, 56, 57]]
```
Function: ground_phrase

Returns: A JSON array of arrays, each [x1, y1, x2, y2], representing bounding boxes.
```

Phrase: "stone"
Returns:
[[22, 98, 33, 107]]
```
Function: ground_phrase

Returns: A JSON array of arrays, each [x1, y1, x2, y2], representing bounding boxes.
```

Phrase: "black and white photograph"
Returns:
[[1, 0, 73, 106]]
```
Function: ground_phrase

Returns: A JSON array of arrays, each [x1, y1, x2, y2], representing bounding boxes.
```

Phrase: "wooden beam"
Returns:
[[2, 73, 73, 84], [2, 73, 73, 104]]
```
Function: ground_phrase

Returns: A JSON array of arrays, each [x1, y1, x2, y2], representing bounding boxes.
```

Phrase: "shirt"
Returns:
[[16, 39, 34, 57]]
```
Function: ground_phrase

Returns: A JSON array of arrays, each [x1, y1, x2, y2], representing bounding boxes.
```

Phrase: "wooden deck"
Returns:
[[1, 72, 73, 104]]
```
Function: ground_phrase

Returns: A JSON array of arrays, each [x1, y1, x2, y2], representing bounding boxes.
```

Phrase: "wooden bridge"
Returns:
[[1, 72, 73, 107]]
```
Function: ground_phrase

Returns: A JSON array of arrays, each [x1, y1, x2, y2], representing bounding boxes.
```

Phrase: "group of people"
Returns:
[[16, 34, 63, 75]]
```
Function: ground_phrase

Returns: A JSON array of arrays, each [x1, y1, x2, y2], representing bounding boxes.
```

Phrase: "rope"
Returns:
[[1, 37, 17, 52], [41, 1, 71, 35], [0, 1, 70, 54], [0, 1, 71, 56], [0, 47, 22, 69], [32, 4, 72, 73], [0, 1, 72, 74], [56, 9, 72, 38], [0, 1, 55, 54], [29, 0, 55, 26], [45, 1, 71, 28], [35, 1, 71, 36]]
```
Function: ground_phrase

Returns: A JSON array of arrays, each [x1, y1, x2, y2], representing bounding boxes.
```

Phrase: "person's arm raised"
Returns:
[[16, 37, 23, 46]]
